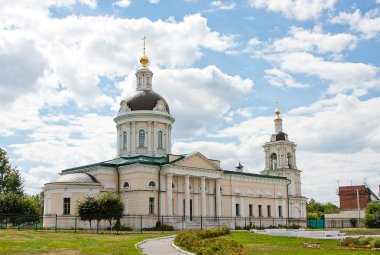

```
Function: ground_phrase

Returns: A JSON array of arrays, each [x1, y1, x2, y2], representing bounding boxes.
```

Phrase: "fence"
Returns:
[[0, 214, 366, 232]]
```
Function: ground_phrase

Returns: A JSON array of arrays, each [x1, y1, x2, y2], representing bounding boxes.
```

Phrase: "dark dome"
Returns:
[[125, 90, 170, 113], [275, 132, 287, 141]]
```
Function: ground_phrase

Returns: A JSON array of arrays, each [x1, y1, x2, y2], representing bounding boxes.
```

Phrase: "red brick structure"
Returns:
[[339, 185, 378, 210]]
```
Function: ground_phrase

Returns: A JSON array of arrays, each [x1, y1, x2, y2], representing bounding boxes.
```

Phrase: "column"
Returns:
[[131, 122, 136, 153], [275, 200, 279, 217], [208, 179, 214, 216], [293, 147, 297, 169], [277, 147, 281, 168], [178, 177, 183, 216], [116, 125, 121, 156], [165, 124, 170, 154], [216, 179, 222, 217], [167, 174, 173, 216], [168, 125, 172, 154], [127, 123, 131, 153], [185, 175, 190, 219], [148, 121, 152, 153], [201, 177, 206, 217], [153, 122, 157, 152], [264, 149, 268, 170], [231, 196, 236, 217], [240, 197, 244, 217]]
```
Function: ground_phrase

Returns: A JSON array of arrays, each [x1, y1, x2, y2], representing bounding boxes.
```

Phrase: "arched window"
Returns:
[[138, 129, 145, 148], [123, 131, 127, 149], [123, 182, 129, 189], [148, 181, 156, 188], [287, 152, 292, 169], [270, 153, 277, 170], [157, 131, 163, 149]]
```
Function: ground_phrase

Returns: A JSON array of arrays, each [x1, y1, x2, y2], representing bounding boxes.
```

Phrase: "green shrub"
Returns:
[[358, 237, 373, 245], [175, 227, 243, 255], [364, 203, 380, 228], [370, 238, 380, 248], [339, 237, 360, 246]]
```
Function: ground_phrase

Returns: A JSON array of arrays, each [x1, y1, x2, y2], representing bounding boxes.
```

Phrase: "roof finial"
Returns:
[[140, 36, 149, 69], [275, 99, 281, 119]]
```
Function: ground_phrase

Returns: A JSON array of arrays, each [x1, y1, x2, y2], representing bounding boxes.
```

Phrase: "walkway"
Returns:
[[138, 236, 189, 255]]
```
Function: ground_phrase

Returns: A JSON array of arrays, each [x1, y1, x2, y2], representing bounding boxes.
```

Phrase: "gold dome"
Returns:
[[140, 54, 149, 68]]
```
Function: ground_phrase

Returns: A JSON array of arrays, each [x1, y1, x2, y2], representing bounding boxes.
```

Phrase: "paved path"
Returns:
[[138, 236, 187, 255]]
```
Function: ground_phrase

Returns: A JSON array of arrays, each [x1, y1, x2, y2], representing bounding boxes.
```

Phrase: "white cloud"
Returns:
[[330, 9, 380, 39], [113, 0, 131, 7], [264, 68, 309, 88], [148, 0, 160, 4], [272, 26, 357, 54], [117, 65, 254, 138], [278, 52, 380, 95], [247, 0, 336, 21], [0, 7, 236, 109]]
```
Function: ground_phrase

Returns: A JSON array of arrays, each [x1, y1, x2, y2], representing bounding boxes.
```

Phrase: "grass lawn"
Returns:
[[0, 229, 173, 254], [225, 231, 379, 255], [339, 228, 380, 235]]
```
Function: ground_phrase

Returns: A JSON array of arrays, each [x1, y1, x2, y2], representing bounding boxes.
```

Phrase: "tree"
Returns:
[[76, 196, 99, 229], [98, 192, 125, 230], [364, 203, 380, 228], [0, 148, 23, 195], [0, 192, 40, 224], [307, 198, 339, 219]]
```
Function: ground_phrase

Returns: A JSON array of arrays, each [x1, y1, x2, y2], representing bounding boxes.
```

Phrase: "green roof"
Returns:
[[223, 170, 288, 180], [62, 155, 169, 173]]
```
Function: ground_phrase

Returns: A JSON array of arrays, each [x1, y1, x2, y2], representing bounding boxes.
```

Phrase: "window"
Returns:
[[138, 129, 145, 148], [258, 205, 262, 217], [270, 153, 277, 169], [149, 197, 154, 214], [235, 203, 240, 217], [148, 181, 156, 188], [287, 152, 292, 169], [267, 205, 271, 217], [123, 131, 128, 149], [123, 182, 129, 189], [172, 182, 176, 189], [63, 198, 70, 215], [249, 204, 253, 217], [157, 131, 163, 149], [278, 205, 283, 217]]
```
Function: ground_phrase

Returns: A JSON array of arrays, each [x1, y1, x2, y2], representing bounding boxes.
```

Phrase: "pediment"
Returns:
[[172, 152, 221, 171]]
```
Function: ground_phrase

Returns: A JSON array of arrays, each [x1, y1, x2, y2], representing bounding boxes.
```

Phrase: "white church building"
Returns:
[[43, 49, 307, 229]]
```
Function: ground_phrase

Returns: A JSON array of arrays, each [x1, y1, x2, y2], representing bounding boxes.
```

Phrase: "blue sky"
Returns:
[[1, 0, 380, 204]]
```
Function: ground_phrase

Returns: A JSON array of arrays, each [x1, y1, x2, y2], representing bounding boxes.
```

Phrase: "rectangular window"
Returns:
[[267, 205, 271, 217], [63, 198, 70, 215], [149, 197, 154, 214], [235, 203, 240, 217], [249, 204, 253, 217], [278, 205, 282, 217], [258, 205, 262, 217]]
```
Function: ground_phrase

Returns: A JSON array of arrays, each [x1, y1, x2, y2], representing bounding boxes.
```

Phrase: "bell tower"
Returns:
[[261, 101, 307, 218]]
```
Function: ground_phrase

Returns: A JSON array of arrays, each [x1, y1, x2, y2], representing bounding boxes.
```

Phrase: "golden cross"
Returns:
[[142, 36, 146, 55]]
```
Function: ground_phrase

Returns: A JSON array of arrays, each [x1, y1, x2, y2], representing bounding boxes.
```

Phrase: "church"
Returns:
[[43, 48, 307, 229]]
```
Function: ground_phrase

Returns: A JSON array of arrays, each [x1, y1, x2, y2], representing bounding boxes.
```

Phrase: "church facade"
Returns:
[[43, 51, 307, 229]]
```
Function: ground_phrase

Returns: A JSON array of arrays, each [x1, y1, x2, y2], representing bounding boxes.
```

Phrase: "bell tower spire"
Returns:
[[274, 100, 283, 133], [136, 36, 153, 90]]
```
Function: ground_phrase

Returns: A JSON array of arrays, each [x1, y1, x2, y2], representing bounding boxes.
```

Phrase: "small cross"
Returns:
[[142, 36, 146, 55]]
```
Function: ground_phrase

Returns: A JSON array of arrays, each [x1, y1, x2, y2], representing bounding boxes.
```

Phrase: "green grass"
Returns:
[[225, 231, 379, 255], [339, 228, 380, 235], [0, 230, 173, 254]]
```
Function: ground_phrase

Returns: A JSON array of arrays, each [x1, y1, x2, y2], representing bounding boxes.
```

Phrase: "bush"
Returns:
[[364, 203, 380, 228], [371, 238, 380, 248], [143, 224, 174, 231], [358, 237, 373, 245], [339, 237, 360, 246], [175, 227, 244, 255]]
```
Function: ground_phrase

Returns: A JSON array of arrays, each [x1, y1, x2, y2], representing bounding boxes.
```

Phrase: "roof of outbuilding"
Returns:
[[49, 173, 100, 184]]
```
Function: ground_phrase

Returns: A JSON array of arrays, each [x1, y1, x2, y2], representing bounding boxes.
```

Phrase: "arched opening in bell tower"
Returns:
[[270, 153, 277, 169]]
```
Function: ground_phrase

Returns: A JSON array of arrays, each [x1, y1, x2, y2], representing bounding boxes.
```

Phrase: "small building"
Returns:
[[325, 184, 379, 228]]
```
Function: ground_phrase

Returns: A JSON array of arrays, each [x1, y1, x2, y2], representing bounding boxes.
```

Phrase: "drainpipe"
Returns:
[[115, 166, 120, 193], [286, 179, 291, 219], [158, 165, 162, 223]]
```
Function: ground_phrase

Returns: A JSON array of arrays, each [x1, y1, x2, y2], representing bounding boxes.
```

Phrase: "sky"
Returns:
[[0, 0, 380, 204]]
